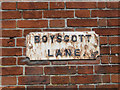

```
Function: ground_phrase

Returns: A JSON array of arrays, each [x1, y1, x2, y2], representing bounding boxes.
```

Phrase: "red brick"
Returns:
[[1, 86, 25, 90], [51, 76, 69, 84], [100, 46, 110, 54], [2, 2, 16, 10], [23, 48, 26, 56], [23, 11, 42, 19], [44, 66, 76, 75], [96, 84, 119, 88], [2, 77, 16, 85], [107, 2, 119, 8], [18, 2, 48, 9], [2, 11, 21, 19], [50, 20, 65, 28], [75, 10, 90, 17], [100, 37, 108, 45], [67, 19, 97, 27], [92, 10, 119, 17], [46, 85, 77, 89], [44, 10, 74, 18], [51, 61, 67, 65], [101, 55, 109, 64], [79, 85, 95, 88], [1, 67, 23, 75], [1, 57, 16, 65], [93, 28, 119, 36], [2, 30, 22, 37], [71, 75, 101, 84], [27, 86, 44, 90], [16, 38, 26, 47], [99, 19, 107, 26], [1, 39, 15, 47], [110, 55, 120, 64], [107, 19, 119, 26], [50, 2, 64, 9], [18, 76, 50, 85], [97, 2, 106, 8], [75, 28, 91, 31], [18, 57, 27, 65], [78, 66, 93, 74], [111, 74, 120, 83], [17, 20, 48, 28], [25, 67, 43, 75], [66, 2, 96, 9], [43, 29, 74, 32], [95, 65, 119, 74], [2, 20, 16, 28], [1, 48, 22, 56], [102, 75, 110, 83], [24, 29, 42, 36], [109, 37, 120, 44], [111, 46, 120, 54]]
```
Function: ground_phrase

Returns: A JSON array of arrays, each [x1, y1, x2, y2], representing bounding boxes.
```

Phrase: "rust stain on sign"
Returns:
[[26, 32, 100, 60]]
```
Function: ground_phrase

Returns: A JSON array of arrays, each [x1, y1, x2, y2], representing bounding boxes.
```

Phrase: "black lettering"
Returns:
[[86, 35, 91, 42], [50, 35, 55, 43], [72, 35, 77, 42], [56, 49, 62, 57], [34, 36, 40, 43], [42, 35, 47, 43], [48, 49, 53, 57], [78, 35, 84, 42], [74, 49, 80, 56], [64, 35, 69, 42], [65, 49, 71, 56], [57, 34, 62, 43]]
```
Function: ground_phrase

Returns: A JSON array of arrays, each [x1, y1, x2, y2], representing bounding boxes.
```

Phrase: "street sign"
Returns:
[[26, 32, 100, 60]]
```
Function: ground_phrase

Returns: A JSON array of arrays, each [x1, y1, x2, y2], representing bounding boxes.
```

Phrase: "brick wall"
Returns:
[[0, 1, 120, 90]]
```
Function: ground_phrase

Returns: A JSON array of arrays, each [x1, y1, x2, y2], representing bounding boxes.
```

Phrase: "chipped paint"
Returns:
[[26, 32, 100, 60]]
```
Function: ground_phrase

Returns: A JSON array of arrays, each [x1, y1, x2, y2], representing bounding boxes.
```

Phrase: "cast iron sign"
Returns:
[[26, 32, 100, 60]]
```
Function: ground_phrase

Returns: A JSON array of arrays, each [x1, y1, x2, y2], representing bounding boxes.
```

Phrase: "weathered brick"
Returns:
[[2, 20, 16, 28], [93, 28, 119, 36], [17, 20, 48, 28], [51, 76, 69, 84], [66, 2, 96, 9], [79, 85, 95, 88], [44, 10, 74, 18], [16, 38, 26, 47], [44, 66, 76, 75], [0, 86, 25, 90], [107, 2, 119, 8], [2, 48, 22, 56], [1, 39, 15, 47], [17, 57, 27, 65], [98, 19, 107, 26], [107, 19, 119, 26], [18, 76, 50, 85], [27, 86, 44, 90], [100, 37, 108, 45], [51, 61, 67, 65], [101, 55, 109, 64], [109, 37, 120, 44], [67, 19, 97, 27], [75, 28, 91, 31], [1, 67, 23, 75], [50, 2, 64, 9], [2, 11, 21, 19], [96, 84, 119, 88], [111, 46, 120, 54], [43, 29, 74, 32], [78, 66, 93, 74], [24, 29, 42, 36], [97, 2, 106, 8], [25, 67, 43, 75], [46, 85, 77, 89], [50, 20, 65, 27], [110, 55, 120, 64], [95, 65, 119, 74], [75, 10, 90, 17], [2, 2, 16, 10], [23, 11, 42, 19], [111, 74, 120, 83], [102, 75, 110, 83], [92, 10, 119, 17], [2, 30, 22, 37], [100, 46, 110, 54], [71, 75, 101, 84], [2, 77, 16, 85], [18, 2, 48, 9], [1, 57, 16, 65]]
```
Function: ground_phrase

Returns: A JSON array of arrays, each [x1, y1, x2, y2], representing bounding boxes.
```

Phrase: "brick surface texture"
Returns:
[[1, 1, 119, 90]]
